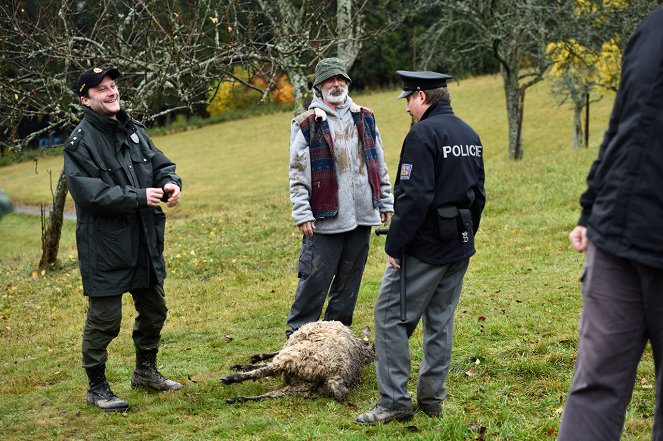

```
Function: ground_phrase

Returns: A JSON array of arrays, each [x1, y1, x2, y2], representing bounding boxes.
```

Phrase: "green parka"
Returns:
[[64, 107, 182, 297]]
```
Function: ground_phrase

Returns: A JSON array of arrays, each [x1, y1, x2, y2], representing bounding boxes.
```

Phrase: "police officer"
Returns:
[[357, 71, 486, 424], [64, 67, 183, 412]]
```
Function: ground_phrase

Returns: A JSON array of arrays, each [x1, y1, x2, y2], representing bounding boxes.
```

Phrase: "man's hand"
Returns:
[[163, 183, 181, 207], [298, 220, 315, 237], [146, 188, 164, 207], [380, 211, 392, 225], [388, 255, 400, 269], [569, 225, 589, 253]]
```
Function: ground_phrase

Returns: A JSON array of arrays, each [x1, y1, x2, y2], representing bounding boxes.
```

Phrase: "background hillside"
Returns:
[[2, 75, 654, 440]]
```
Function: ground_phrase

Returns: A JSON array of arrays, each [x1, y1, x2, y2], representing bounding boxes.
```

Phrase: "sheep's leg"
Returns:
[[250, 351, 279, 364], [220, 366, 276, 385], [231, 362, 268, 372], [225, 384, 314, 404], [325, 377, 349, 401]]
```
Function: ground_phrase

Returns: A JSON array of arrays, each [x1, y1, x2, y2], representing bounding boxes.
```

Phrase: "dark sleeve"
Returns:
[[385, 131, 436, 258], [64, 143, 146, 215], [472, 151, 486, 233], [146, 136, 182, 191]]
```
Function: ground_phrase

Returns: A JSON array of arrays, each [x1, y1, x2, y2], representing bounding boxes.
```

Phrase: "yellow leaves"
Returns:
[[209, 16, 218, 24], [547, 37, 622, 90]]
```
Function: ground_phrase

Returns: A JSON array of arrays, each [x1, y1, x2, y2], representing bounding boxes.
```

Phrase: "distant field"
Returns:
[[2, 76, 654, 440]]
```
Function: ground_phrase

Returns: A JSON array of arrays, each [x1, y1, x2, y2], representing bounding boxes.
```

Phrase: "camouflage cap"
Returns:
[[313, 57, 351, 87]]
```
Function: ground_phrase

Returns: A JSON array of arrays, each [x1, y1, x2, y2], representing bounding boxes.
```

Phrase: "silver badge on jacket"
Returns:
[[130, 133, 139, 143]]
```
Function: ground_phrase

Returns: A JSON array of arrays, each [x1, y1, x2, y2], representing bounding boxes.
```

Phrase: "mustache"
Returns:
[[329, 85, 347, 96]]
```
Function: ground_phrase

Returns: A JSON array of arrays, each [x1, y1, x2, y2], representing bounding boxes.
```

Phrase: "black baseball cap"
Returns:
[[76, 67, 120, 97], [396, 70, 452, 99]]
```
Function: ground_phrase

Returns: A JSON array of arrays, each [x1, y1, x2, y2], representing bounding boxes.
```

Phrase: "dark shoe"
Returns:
[[131, 348, 182, 391], [356, 404, 413, 424], [85, 365, 129, 412], [418, 402, 441, 417]]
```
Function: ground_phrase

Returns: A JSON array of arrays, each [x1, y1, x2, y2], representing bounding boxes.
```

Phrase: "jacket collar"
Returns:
[[420, 102, 454, 122], [83, 107, 131, 133]]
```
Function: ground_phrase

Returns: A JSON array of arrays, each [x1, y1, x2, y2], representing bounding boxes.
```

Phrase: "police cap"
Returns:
[[76, 67, 121, 97], [396, 70, 452, 99]]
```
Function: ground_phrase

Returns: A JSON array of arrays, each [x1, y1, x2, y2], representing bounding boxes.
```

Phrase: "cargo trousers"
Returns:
[[82, 283, 168, 368]]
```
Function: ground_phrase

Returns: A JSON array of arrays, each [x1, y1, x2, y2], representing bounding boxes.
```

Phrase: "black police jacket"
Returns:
[[386, 102, 485, 265], [64, 107, 182, 296], [579, 7, 663, 269]]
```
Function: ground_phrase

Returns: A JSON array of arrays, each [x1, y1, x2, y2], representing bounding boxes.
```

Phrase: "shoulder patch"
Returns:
[[65, 127, 85, 151], [400, 163, 413, 180]]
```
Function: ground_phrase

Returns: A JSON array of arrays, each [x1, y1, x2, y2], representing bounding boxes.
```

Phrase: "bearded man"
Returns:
[[286, 57, 394, 338]]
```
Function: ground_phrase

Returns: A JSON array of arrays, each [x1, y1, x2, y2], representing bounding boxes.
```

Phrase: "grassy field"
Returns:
[[0, 75, 656, 440]]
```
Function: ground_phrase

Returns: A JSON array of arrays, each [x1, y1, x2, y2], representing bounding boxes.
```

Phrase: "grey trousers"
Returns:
[[82, 284, 168, 368], [286, 226, 371, 337], [374, 254, 469, 411], [558, 243, 663, 441]]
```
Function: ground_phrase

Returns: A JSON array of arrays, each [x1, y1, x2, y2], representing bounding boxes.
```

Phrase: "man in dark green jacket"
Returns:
[[64, 67, 183, 412]]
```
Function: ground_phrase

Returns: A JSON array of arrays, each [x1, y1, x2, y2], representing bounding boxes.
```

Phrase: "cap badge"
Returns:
[[93, 68, 103, 73], [130, 133, 139, 143]]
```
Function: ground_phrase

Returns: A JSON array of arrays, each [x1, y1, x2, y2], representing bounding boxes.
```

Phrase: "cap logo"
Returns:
[[79, 83, 86, 92], [93, 68, 102, 73]]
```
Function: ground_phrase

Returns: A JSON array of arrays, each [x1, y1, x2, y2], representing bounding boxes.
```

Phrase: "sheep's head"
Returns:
[[359, 326, 375, 362]]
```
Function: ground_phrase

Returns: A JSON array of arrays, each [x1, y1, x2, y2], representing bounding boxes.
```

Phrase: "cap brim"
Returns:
[[397, 90, 414, 99]]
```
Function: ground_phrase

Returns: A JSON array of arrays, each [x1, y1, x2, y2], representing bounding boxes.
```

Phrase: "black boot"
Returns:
[[85, 365, 129, 412], [130, 348, 182, 391]]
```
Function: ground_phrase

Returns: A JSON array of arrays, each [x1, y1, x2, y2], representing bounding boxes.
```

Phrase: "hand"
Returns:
[[388, 255, 400, 269], [298, 221, 315, 237], [380, 211, 392, 225], [163, 183, 181, 207], [146, 187, 164, 206], [569, 225, 588, 253]]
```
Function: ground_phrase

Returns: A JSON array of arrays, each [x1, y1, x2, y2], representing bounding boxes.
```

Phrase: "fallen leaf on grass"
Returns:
[[225, 335, 233, 341], [465, 369, 476, 377]]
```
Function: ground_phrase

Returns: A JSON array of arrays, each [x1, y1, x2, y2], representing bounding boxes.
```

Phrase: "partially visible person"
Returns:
[[558, 8, 663, 440], [286, 57, 394, 338], [356, 70, 485, 424], [64, 67, 183, 412], [0, 189, 12, 219]]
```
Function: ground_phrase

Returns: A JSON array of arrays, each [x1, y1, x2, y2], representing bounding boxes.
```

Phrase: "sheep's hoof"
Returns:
[[220, 376, 234, 385]]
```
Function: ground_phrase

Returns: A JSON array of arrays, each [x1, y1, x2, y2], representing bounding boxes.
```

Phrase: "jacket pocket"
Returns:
[[437, 206, 459, 240], [96, 225, 136, 271]]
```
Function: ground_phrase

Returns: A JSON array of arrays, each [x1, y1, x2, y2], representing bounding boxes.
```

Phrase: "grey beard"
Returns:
[[322, 87, 348, 105]]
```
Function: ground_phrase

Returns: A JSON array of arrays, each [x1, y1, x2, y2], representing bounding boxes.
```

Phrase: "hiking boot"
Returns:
[[356, 404, 413, 424], [418, 401, 441, 417], [130, 348, 182, 391], [85, 365, 129, 412]]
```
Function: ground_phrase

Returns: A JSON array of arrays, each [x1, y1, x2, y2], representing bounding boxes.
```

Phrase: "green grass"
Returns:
[[0, 75, 656, 440]]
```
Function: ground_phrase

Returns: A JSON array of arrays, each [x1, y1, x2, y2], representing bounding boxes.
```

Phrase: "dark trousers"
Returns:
[[286, 226, 371, 337], [559, 243, 663, 441], [82, 284, 168, 368]]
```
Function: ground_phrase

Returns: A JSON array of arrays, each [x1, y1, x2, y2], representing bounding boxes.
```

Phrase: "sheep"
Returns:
[[220, 320, 374, 404]]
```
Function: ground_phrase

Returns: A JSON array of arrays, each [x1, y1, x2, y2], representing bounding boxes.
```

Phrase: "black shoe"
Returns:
[[85, 365, 129, 412], [418, 403, 441, 417], [131, 348, 182, 391], [356, 404, 413, 424]]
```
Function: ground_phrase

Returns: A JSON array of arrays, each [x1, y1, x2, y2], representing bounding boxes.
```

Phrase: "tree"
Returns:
[[546, 0, 661, 148], [0, 0, 361, 268], [255, 0, 370, 115], [415, 0, 574, 160]]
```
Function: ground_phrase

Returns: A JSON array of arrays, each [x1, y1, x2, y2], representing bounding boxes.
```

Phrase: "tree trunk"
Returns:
[[38, 168, 68, 269], [502, 69, 525, 160], [336, 0, 362, 68], [572, 99, 584, 149], [289, 68, 311, 116]]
